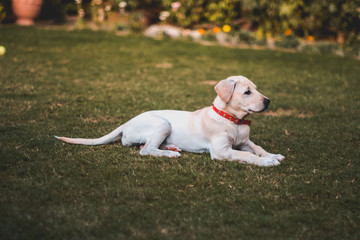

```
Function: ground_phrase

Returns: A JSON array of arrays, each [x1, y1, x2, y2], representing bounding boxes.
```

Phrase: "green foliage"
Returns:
[[7, 0, 357, 49], [159, 0, 359, 49], [0, 3, 6, 23], [200, 30, 218, 42], [204, 0, 240, 25], [129, 0, 241, 27], [127, 0, 162, 9], [161, 0, 206, 27], [238, 30, 255, 45], [241, 0, 284, 33], [275, 35, 300, 49], [315, 42, 338, 54], [39, 0, 75, 23], [302, 43, 339, 55], [241, 0, 359, 47], [128, 11, 146, 32], [0, 0, 12, 23], [305, 0, 360, 36], [4, 0, 359, 48]]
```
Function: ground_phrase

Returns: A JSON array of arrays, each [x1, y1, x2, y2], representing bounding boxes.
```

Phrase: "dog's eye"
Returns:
[[244, 90, 251, 95]]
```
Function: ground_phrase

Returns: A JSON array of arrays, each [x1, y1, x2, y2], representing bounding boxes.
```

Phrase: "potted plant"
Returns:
[[12, 0, 43, 26]]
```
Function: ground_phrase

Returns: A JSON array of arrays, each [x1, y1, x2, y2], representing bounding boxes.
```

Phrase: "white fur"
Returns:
[[55, 76, 285, 166]]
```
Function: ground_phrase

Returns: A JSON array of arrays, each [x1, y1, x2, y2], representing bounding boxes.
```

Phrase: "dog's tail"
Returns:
[[55, 125, 124, 146]]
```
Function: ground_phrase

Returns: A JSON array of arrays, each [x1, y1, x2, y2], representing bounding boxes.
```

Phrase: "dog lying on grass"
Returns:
[[56, 75, 285, 167]]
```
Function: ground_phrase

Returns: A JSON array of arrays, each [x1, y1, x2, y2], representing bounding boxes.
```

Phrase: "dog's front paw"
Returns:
[[259, 157, 281, 167]]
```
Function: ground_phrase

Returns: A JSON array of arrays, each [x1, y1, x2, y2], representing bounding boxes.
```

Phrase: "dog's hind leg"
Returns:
[[139, 122, 181, 158], [122, 113, 181, 158]]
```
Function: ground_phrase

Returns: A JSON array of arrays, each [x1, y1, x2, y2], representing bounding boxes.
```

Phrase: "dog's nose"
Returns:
[[263, 98, 270, 109]]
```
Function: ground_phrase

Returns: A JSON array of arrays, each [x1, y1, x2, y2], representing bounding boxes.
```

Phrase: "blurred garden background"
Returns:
[[1, 0, 359, 57], [1, 1, 360, 240]]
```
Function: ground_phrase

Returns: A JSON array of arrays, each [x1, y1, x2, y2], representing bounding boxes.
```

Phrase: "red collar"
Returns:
[[212, 105, 251, 126]]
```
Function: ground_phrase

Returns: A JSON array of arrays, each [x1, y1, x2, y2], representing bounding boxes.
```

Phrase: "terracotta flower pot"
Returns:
[[12, 0, 43, 26]]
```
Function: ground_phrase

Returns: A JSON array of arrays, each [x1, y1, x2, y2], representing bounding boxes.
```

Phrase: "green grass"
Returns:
[[1, 26, 359, 240]]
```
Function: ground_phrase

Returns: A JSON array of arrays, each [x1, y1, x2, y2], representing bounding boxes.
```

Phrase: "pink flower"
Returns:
[[159, 11, 170, 21], [171, 2, 181, 12]]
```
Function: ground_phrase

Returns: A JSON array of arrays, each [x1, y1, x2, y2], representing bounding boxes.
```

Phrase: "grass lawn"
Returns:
[[0, 26, 359, 240]]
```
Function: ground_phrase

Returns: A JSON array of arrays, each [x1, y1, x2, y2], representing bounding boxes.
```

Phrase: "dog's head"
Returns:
[[214, 76, 270, 117]]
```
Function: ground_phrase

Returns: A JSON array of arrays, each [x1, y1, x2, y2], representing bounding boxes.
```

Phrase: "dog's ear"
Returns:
[[215, 78, 236, 103]]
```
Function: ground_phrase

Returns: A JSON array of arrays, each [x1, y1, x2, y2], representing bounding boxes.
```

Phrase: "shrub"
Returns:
[[275, 33, 300, 49], [302, 43, 338, 55], [203, 0, 239, 25], [342, 32, 360, 57], [201, 30, 218, 42], [158, 0, 241, 28], [39, 0, 76, 23], [128, 11, 146, 32], [301, 44, 322, 54], [0, 3, 6, 23], [238, 31, 255, 45], [161, 0, 206, 28], [317, 43, 338, 54], [6, 0, 357, 50]]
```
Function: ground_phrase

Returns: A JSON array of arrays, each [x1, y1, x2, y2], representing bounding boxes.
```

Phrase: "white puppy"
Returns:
[[56, 75, 285, 166]]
